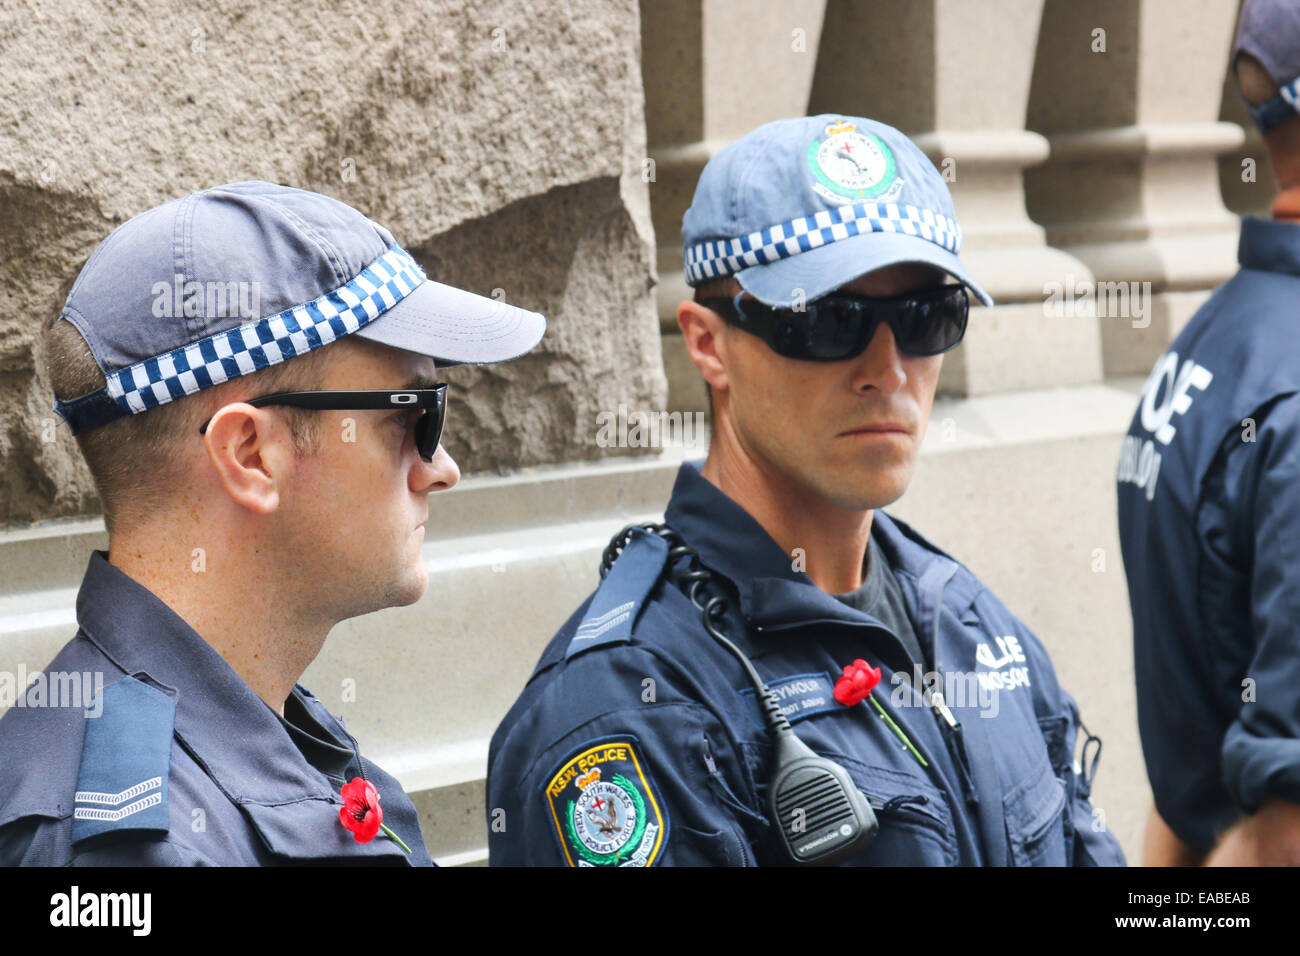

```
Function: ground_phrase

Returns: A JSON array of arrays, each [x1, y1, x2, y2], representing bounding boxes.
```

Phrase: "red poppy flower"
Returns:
[[834, 658, 882, 706], [339, 777, 383, 843]]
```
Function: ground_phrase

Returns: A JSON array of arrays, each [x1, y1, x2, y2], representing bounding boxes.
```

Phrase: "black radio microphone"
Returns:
[[603, 522, 878, 865]]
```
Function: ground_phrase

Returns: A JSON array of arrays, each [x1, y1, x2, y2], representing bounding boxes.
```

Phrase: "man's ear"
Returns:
[[1235, 51, 1279, 107], [201, 404, 286, 515], [677, 300, 731, 398]]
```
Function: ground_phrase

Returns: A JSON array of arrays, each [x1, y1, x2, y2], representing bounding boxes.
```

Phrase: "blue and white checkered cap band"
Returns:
[[1281, 76, 1300, 108], [684, 201, 962, 285], [105, 245, 424, 415]]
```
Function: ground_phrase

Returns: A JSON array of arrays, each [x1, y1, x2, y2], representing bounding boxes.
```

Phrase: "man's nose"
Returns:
[[412, 443, 460, 494], [850, 320, 907, 393]]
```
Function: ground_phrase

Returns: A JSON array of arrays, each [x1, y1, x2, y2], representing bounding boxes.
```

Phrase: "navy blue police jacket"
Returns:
[[1117, 215, 1300, 855], [488, 461, 1125, 866], [0, 551, 433, 865]]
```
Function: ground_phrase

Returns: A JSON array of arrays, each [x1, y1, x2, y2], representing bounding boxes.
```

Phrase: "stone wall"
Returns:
[[0, 0, 665, 525]]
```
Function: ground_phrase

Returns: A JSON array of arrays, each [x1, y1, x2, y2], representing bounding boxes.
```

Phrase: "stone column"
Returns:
[[1025, 0, 1244, 378], [641, 0, 829, 413], [806, 0, 1101, 397]]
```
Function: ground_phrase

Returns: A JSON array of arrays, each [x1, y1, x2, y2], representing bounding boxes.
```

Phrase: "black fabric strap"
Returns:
[[54, 388, 129, 435]]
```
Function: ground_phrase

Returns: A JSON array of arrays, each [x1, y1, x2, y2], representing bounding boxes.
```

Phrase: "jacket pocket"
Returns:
[[740, 740, 958, 865], [831, 758, 958, 866], [1036, 712, 1077, 863], [1003, 756, 1067, 867], [667, 823, 756, 866]]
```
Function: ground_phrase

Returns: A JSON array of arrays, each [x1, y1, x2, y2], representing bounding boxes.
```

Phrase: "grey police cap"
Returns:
[[682, 115, 992, 309], [1236, 0, 1300, 91], [54, 181, 546, 435], [1234, 0, 1300, 132]]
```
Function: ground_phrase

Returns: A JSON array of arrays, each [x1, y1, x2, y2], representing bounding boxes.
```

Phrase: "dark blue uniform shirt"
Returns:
[[488, 461, 1125, 866], [1118, 216, 1300, 855], [0, 551, 433, 866]]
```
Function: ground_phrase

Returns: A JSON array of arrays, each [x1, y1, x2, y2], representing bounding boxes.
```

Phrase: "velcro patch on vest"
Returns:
[[739, 671, 838, 726], [543, 736, 667, 867]]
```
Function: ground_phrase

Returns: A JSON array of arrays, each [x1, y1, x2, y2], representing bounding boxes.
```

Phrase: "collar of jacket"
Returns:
[[662, 460, 983, 633], [1239, 215, 1300, 275], [74, 551, 411, 864]]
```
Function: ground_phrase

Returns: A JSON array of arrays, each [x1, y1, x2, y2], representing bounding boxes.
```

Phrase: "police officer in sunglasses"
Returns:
[[0, 182, 544, 865], [487, 115, 1125, 867]]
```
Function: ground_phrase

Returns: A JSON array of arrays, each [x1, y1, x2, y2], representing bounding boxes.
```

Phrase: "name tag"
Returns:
[[739, 672, 837, 726]]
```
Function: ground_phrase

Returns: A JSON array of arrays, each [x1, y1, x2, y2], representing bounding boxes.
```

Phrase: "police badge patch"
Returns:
[[807, 118, 904, 205], [545, 736, 666, 866]]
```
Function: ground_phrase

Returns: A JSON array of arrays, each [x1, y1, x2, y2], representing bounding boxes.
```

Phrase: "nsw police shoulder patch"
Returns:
[[544, 736, 666, 867]]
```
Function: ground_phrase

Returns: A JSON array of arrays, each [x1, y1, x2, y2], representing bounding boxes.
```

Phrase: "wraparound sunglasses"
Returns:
[[702, 285, 969, 360]]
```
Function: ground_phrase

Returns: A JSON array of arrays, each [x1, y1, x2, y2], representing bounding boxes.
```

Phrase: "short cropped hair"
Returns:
[[45, 317, 339, 534]]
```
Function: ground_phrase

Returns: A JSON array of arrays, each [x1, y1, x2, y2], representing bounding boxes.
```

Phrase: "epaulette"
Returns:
[[564, 528, 669, 660], [71, 676, 175, 845]]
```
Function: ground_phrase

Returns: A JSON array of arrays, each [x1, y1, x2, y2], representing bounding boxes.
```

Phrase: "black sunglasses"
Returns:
[[198, 386, 448, 461], [703, 285, 969, 361]]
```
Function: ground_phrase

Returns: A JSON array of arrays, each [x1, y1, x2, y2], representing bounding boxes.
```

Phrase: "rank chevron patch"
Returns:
[[74, 776, 164, 822]]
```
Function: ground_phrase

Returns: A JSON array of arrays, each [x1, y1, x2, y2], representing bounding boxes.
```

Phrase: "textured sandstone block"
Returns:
[[0, 0, 664, 524]]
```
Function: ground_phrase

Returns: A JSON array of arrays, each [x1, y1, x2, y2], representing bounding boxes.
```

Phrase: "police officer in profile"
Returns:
[[487, 115, 1124, 866], [1118, 0, 1300, 866], [0, 181, 544, 865]]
